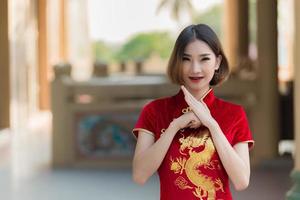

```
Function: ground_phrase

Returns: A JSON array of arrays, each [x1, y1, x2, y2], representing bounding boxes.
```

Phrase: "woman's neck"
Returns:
[[186, 86, 211, 101]]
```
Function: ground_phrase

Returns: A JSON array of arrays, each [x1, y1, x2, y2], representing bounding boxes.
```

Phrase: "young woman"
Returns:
[[132, 24, 254, 200]]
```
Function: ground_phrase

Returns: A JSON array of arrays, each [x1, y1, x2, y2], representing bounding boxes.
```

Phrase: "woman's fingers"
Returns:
[[181, 85, 209, 105], [180, 86, 214, 127], [181, 86, 192, 101], [181, 85, 212, 125], [189, 121, 202, 129], [185, 111, 202, 129], [181, 85, 206, 109], [200, 100, 211, 114], [181, 86, 195, 102]]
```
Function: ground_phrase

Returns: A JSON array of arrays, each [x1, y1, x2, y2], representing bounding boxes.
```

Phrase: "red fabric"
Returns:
[[132, 88, 254, 200]]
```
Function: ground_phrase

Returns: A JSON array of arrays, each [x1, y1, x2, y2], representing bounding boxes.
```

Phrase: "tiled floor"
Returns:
[[0, 112, 293, 200]]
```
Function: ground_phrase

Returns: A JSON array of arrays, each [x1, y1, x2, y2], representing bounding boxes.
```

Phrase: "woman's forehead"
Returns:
[[184, 39, 214, 55]]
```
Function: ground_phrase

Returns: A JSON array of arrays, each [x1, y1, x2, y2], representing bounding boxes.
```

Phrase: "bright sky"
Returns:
[[87, 0, 222, 43]]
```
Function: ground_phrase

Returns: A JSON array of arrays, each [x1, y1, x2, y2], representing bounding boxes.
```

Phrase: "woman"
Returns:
[[132, 24, 254, 200]]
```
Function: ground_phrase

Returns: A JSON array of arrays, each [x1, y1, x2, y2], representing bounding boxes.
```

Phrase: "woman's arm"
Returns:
[[132, 121, 178, 185], [132, 111, 199, 185], [207, 121, 250, 191], [181, 86, 251, 191]]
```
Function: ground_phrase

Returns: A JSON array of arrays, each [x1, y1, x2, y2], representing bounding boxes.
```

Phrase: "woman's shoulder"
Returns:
[[142, 95, 173, 111], [215, 97, 246, 115]]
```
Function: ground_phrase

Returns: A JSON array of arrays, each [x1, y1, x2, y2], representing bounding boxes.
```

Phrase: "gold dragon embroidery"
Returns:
[[170, 128, 224, 200]]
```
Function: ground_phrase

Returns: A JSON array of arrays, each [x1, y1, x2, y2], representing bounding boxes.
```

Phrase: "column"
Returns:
[[59, 0, 68, 61], [286, 0, 300, 199], [38, 0, 50, 110], [0, 0, 10, 128], [252, 0, 279, 164], [223, 0, 249, 71]]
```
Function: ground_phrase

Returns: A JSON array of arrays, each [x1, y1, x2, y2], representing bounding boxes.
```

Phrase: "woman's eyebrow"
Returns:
[[199, 53, 211, 57], [183, 53, 211, 57]]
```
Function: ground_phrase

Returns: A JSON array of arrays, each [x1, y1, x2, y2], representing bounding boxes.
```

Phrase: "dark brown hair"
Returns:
[[167, 24, 229, 86]]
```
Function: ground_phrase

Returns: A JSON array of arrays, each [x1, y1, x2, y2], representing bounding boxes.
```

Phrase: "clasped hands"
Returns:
[[173, 85, 215, 131]]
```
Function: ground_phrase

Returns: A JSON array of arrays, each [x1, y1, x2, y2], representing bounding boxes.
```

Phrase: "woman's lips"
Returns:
[[189, 76, 204, 83]]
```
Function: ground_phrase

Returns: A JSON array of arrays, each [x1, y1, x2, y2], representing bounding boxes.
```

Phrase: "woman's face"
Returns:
[[182, 39, 221, 93]]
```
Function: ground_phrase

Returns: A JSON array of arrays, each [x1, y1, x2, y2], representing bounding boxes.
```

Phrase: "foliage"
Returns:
[[92, 40, 117, 63], [249, 0, 257, 44], [115, 32, 174, 62], [192, 1, 257, 44], [156, 0, 194, 21], [192, 5, 223, 39]]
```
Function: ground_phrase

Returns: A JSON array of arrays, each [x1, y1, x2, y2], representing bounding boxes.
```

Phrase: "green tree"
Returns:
[[156, 0, 194, 21], [92, 40, 116, 63], [249, 0, 257, 44], [192, 5, 223, 39], [115, 32, 174, 62], [192, 1, 257, 44]]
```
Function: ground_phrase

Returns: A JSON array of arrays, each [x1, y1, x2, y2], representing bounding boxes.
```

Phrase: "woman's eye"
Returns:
[[182, 57, 190, 61], [201, 57, 210, 61]]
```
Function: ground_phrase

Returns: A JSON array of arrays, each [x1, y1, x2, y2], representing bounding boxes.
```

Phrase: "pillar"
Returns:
[[59, 0, 68, 61], [286, 0, 300, 199], [38, 0, 50, 110], [223, 0, 249, 71], [0, 0, 10, 129], [252, 0, 279, 164]]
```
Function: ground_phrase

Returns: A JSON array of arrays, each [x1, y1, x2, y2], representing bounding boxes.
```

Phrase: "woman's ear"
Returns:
[[215, 55, 222, 70]]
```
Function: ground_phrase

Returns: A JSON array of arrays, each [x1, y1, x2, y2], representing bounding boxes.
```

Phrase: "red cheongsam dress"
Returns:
[[132, 88, 254, 200]]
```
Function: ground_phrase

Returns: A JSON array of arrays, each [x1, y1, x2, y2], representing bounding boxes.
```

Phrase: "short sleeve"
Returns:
[[132, 102, 156, 139], [232, 107, 254, 150]]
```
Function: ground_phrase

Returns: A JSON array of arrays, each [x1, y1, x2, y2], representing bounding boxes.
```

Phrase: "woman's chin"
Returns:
[[186, 82, 207, 91]]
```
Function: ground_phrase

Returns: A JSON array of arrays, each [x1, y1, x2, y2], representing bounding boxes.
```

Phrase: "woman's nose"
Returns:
[[191, 61, 202, 73]]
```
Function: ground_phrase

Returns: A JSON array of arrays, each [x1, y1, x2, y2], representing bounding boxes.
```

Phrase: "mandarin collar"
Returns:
[[174, 87, 215, 109]]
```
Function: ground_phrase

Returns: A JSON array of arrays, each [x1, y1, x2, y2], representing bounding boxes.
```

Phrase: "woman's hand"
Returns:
[[188, 117, 202, 129], [181, 85, 216, 128], [172, 111, 202, 131]]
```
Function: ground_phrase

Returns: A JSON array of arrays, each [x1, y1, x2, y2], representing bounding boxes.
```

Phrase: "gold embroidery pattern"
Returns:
[[182, 107, 192, 114], [170, 129, 224, 199], [203, 160, 221, 170], [174, 176, 193, 190]]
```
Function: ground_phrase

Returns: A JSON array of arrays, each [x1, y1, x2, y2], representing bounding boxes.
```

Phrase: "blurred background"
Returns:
[[0, 0, 298, 199]]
